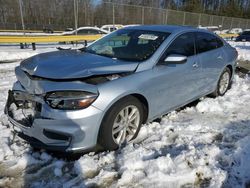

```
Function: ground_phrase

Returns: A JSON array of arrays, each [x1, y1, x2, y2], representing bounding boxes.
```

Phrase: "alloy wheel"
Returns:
[[219, 71, 230, 94], [112, 105, 140, 145]]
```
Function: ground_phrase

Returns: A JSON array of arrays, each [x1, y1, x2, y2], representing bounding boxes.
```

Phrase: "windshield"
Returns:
[[85, 29, 170, 61]]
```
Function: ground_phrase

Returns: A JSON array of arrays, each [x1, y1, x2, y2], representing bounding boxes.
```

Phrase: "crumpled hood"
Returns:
[[20, 50, 139, 79]]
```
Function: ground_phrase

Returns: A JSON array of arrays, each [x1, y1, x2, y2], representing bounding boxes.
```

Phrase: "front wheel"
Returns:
[[210, 67, 232, 97], [98, 96, 144, 151]]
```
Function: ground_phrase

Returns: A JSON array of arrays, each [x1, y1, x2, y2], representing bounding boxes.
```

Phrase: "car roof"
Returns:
[[123, 25, 195, 33], [101, 24, 123, 28], [77, 26, 101, 30], [76, 27, 109, 33]]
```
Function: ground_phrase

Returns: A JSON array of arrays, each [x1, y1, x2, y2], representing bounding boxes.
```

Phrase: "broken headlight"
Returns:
[[45, 91, 98, 110]]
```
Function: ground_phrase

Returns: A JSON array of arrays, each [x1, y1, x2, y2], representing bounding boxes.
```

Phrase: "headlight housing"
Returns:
[[45, 91, 98, 110]]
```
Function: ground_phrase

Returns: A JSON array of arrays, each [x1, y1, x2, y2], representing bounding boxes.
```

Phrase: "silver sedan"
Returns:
[[5, 25, 238, 153]]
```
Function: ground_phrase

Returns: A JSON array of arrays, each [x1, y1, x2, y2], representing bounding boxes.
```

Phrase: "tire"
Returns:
[[98, 96, 144, 151], [210, 67, 232, 97]]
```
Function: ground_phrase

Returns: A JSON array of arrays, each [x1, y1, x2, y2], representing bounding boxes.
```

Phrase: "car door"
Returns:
[[149, 32, 203, 116], [195, 32, 225, 94]]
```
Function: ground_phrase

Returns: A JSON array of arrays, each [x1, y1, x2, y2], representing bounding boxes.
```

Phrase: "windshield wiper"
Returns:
[[78, 40, 88, 52]]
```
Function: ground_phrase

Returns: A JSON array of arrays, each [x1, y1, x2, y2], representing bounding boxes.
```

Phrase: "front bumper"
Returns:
[[4, 89, 104, 153]]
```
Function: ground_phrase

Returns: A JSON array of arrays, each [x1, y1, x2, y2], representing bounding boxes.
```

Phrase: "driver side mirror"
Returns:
[[163, 54, 187, 64]]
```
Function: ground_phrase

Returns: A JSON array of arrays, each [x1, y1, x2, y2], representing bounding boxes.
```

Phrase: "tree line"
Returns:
[[110, 0, 250, 18], [0, 0, 249, 30]]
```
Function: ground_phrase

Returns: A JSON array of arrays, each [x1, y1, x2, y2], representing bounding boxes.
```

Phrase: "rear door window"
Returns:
[[196, 32, 223, 54]]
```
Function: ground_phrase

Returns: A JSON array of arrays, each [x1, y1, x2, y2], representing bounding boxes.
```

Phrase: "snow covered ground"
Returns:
[[228, 41, 250, 62], [0, 43, 250, 188], [0, 44, 84, 62], [0, 32, 61, 36]]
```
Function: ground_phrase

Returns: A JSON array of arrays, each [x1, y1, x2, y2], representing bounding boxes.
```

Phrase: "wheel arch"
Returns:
[[96, 93, 149, 149], [226, 64, 233, 77], [100, 93, 149, 125], [210, 65, 233, 97], [130, 93, 149, 124], [215, 64, 234, 86]]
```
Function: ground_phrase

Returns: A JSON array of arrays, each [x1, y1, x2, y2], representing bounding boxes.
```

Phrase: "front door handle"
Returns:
[[193, 62, 199, 68]]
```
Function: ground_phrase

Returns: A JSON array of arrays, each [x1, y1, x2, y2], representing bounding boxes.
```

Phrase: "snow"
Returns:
[[0, 44, 83, 62], [0, 32, 61, 36], [228, 41, 250, 61], [0, 43, 250, 187]]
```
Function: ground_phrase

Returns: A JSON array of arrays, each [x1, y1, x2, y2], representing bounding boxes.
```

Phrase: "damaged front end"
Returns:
[[4, 84, 100, 152], [4, 62, 134, 153], [3, 36, 142, 152], [5, 90, 41, 128]]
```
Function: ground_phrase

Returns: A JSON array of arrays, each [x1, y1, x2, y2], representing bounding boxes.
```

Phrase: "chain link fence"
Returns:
[[0, 1, 250, 31], [107, 3, 250, 29]]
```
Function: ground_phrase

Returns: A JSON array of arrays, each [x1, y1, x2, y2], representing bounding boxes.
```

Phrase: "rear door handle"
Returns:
[[193, 62, 199, 68], [217, 55, 223, 60]]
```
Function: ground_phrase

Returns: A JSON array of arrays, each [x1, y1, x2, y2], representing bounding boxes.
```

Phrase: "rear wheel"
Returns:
[[98, 96, 144, 150], [210, 67, 231, 97]]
